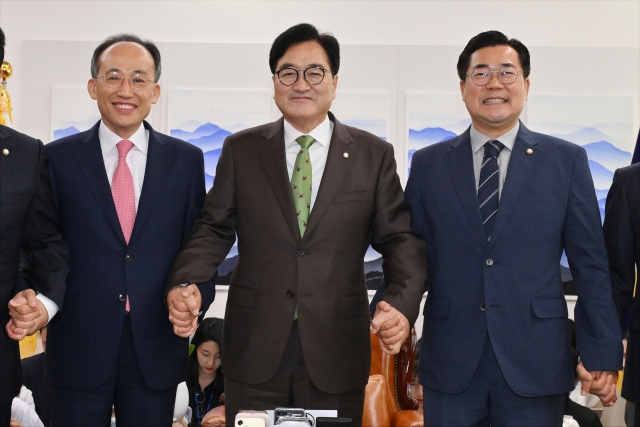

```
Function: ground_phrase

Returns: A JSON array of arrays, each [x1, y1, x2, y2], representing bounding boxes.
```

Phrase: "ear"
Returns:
[[151, 83, 161, 104], [459, 79, 466, 98], [524, 77, 530, 101], [331, 74, 339, 100], [87, 78, 98, 100]]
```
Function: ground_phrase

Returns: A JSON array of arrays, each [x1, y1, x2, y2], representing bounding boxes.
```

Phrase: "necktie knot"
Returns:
[[296, 135, 315, 150], [117, 140, 134, 158], [483, 139, 505, 159]]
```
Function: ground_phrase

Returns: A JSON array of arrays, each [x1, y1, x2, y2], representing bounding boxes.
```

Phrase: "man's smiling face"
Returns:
[[460, 45, 530, 138], [87, 41, 160, 139]]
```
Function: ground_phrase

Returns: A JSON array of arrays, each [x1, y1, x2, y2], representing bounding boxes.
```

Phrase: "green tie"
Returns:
[[292, 135, 315, 237]]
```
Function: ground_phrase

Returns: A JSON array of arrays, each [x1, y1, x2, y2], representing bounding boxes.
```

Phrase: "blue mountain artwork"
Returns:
[[582, 141, 632, 171], [587, 160, 614, 190], [170, 122, 222, 141], [53, 127, 80, 140], [408, 127, 458, 175]]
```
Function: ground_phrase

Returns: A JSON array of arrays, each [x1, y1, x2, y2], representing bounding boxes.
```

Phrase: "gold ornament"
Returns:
[[0, 61, 13, 125]]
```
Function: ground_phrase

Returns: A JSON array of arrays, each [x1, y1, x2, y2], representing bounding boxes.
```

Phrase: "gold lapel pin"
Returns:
[[343, 152, 349, 158], [2, 149, 8, 155], [526, 148, 533, 155]]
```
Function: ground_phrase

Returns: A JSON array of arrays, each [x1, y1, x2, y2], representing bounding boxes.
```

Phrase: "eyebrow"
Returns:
[[278, 62, 327, 70], [472, 63, 516, 69]]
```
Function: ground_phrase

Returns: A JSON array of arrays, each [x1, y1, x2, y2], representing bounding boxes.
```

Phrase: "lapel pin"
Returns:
[[343, 152, 349, 158], [2, 149, 8, 155], [526, 148, 533, 155]]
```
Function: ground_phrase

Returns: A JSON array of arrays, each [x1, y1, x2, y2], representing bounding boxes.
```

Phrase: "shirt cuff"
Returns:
[[35, 294, 59, 325]]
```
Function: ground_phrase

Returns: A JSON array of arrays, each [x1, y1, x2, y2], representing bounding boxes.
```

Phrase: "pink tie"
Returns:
[[112, 140, 136, 312]]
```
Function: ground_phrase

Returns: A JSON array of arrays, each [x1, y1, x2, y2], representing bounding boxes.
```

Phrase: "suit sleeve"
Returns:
[[563, 148, 623, 371], [165, 138, 237, 292], [603, 168, 636, 326], [20, 140, 69, 308], [405, 149, 431, 293], [372, 142, 427, 325]]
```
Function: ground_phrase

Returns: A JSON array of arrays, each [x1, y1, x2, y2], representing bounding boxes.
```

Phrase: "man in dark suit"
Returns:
[[25, 34, 214, 426], [165, 23, 426, 426], [604, 162, 640, 427], [404, 30, 622, 425], [0, 27, 69, 427]]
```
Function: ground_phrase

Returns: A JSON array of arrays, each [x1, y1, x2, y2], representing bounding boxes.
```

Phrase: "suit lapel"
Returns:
[[258, 118, 301, 243], [304, 114, 355, 239], [488, 123, 540, 250], [73, 122, 126, 245], [445, 129, 488, 248], [0, 126, 16, 196], [129, 123, 173, 244]]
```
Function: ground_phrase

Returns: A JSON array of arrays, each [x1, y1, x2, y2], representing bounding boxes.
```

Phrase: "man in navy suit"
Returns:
[[21, 34, 215, 426], [403, 30, 622, 425]]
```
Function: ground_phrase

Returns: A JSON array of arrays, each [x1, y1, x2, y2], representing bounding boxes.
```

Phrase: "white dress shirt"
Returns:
[[37, 121, 150, 322], [284, 116, 334, 211], [470, 121, 520, 198]]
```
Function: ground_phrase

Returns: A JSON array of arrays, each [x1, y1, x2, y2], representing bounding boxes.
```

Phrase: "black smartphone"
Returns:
[[315, 417, 352, 426]]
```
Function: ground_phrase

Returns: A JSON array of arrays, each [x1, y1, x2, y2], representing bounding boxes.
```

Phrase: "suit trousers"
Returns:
[[423, 333, 566, 427], [225, 320, 365, 426], [50, 315, 177, 427]]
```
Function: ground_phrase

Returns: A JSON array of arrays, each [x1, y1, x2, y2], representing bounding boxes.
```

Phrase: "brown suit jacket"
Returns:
[[166, 113, 426, 393]]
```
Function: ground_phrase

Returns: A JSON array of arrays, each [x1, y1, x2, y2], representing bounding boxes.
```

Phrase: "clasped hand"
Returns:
[[576, 361, 619, 407], [370, 301, 410, 355], [167, 284, 202, 338], [5, 289, 48, 341]]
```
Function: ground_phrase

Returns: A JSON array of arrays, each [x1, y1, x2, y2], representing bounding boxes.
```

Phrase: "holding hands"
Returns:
[[371, 300, 410, 355], [167, 284, 202, 338], [5, 289, 49, 341], [576, 361, 619, 407]]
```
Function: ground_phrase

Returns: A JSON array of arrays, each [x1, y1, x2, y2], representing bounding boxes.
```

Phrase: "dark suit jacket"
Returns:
[[166, 113, 426, 394], [45, 121, 215, 390], [405, 122, 622, 397], [21, 352, 49, 426], [603, 162, 640, 405], [0, 125, 68, 405]]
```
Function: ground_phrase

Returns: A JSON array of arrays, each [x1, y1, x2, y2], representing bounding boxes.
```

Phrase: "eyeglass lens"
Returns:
[[471, 67, 519, 85], [100, 71, 151, 90]]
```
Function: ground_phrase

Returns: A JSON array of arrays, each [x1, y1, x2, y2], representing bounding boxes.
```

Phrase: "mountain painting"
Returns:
[[528, 94, 636, 294], [406, 92, 471, 175], [168, 89, 272, 191], [330, 92, 389, 140], [51, 87, 100, 142]]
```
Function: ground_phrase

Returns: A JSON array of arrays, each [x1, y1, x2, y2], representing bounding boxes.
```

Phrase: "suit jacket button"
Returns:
[[297, 249, 305, 257], [286, 290, 294, 298], [118, 294, 126, 302], [125, 255, 132, 262], [480, 303, 486, 311], [485, 258, 493, 266]]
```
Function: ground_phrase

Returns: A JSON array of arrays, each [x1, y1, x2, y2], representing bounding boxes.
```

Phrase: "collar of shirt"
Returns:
[[99, 121, 149, 157], [283, 115, 333, 150], [470, 121, 520, 155]]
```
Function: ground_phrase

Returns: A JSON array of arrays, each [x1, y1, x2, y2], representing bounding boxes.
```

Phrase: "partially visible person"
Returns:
[[409, 339, 423, 412], [603, 162, 640, 427], [10, 397, 43, 427], [11, 33, 215, 426], [565, 319, 604, 427], [20, 326, 49, 426], [187, 318, 224, 427], [0, 26, 69, 427]]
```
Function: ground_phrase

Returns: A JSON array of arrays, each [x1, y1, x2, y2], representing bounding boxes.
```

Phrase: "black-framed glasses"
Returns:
[[94, 71, 155, 91], [465, 66, 523, 86], [275, 66, 331, 86]]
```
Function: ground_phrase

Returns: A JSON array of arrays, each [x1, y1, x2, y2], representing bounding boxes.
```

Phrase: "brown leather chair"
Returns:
[[363, 329, 423, 427]]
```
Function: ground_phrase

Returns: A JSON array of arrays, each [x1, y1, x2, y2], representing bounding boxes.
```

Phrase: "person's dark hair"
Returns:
[[269, 23, 340, 75], [0, 27, 5, 64], [187, 318, 224, 388], [412, 339, 421, 381], [90, 33, 161, 82], [568, 319, 579, 382], [457, 30, 530, 81]]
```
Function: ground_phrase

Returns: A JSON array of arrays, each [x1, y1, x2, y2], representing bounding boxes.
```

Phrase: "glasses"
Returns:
[[275, 66, 331, 86], [195, 390, 205, 427], [465, 66, 522, 86], [94, 71, 155, 91]]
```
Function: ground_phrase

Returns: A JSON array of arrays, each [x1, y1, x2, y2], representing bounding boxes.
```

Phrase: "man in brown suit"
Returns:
[[165, 23, 426, 425]]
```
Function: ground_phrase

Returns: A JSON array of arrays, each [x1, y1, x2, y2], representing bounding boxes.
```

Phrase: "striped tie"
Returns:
[[478, 140, 505, 241]]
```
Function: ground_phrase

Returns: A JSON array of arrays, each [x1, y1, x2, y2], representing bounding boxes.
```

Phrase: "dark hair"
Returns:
[[568, 319, 579, 382], [90, 33, 161, 82], [187, 318, 224, 388], [0, 27, 5, 64], [269, 23, 340, 75], [457, 30, 530, 81]]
